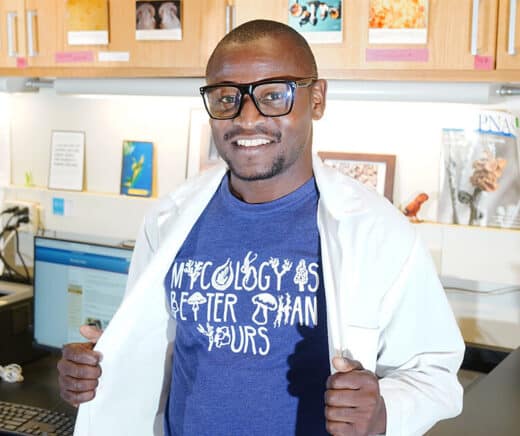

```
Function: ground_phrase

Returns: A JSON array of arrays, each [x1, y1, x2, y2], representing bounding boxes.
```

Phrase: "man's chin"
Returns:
[[229, 160, 285, 182]]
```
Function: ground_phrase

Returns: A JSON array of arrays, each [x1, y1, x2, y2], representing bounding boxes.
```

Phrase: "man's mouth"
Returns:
[[234, 138, 274, 147]]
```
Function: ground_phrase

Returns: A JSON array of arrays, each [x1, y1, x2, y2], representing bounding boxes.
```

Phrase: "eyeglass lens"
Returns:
[[204, 82, 294, 119]]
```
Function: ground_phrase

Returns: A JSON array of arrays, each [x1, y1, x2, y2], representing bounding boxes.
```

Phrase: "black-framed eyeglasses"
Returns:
[[199, 77, 317, 120]]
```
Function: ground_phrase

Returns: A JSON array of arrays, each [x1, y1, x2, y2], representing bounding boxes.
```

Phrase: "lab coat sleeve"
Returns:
[[376, 235, 465, 436]]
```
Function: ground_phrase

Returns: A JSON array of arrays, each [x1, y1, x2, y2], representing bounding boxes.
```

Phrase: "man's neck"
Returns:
[[227, 170, 314, 204]]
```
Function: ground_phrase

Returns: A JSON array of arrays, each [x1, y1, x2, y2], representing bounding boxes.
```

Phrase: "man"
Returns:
[[59, 20, 464, 436]]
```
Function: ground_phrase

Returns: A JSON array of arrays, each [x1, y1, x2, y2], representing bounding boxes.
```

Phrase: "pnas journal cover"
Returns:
[[121, 140, 154, 197]]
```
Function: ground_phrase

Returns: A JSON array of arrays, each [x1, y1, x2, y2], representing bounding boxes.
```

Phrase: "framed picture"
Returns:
[[186, 108, 222, 178], [120, 140, 154, 197], [318, 152, 396, 202], [48, 130, 85, 191]]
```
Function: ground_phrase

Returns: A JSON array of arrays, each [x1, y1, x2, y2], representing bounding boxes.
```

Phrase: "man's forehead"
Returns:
[[206, 38, 306, 84]]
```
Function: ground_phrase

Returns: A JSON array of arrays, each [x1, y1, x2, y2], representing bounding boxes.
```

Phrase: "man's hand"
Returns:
[[324, 356, 387, 436], [57, 325, 103, 407]]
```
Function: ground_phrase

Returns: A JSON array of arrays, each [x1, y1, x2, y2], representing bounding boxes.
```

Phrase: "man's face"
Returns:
[[206, 36, 326, 184]]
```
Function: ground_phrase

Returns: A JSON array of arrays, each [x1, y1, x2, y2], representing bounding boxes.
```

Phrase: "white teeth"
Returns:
[[236, 138, 271, 147]]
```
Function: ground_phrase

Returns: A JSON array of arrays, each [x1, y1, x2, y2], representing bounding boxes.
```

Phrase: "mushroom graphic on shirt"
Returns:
[[251, 293, 278, 325], [187, 292, 207, 321]]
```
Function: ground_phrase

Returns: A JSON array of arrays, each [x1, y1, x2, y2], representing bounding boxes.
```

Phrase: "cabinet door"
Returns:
[[104, 0, 227, 72], [233, 0, 361, 73], [0, 0, 25, 67], [496, 0, 520, 69], [357, 0, 499, 71], [23, 0, 59, 67]]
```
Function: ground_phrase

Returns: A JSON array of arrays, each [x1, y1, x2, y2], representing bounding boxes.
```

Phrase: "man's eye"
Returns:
[[218, 95, 237, 104], [260, 92, 285, 102]]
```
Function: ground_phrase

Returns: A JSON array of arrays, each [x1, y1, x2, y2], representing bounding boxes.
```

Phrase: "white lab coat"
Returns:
[[74, 155, 464, 436]]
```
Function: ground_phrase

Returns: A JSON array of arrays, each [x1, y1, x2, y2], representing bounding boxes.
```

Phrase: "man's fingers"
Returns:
[[326, 369, 378, 391], [325, 389, 359, 408], [61, 342, 102, 366], [332, 356, 363, 373], [57, 359, 102, 380], [58, 375, 99, 393], [325, 419, 355, 436], [79, 325, 103, 343], [60, 388, 96, 406]]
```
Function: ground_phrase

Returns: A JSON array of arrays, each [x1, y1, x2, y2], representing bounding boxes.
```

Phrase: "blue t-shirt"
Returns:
[[163, 175, 330, 436]]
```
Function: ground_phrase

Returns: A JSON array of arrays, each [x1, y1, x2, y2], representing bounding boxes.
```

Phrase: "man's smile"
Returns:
[[233, 137, 276, 147]]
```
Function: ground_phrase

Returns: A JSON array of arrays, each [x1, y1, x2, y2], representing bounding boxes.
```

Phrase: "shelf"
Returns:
[[2, 185, 156, 241]]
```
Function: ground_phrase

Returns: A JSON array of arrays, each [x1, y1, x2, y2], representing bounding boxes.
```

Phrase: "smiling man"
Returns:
[[60, 20, 464, 436]]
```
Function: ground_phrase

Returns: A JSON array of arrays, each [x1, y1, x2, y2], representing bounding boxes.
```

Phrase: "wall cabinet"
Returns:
[[233, 0, 501, 76], [0, 0, 518, 81], [0, 0, 57, 68], [497, 0, 520, 69], [0, 0, 228, 75], [0, 0, 24, 68]]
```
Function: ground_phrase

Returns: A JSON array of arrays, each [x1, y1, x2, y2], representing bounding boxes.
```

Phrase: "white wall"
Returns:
[[1, 87, 520, 348]]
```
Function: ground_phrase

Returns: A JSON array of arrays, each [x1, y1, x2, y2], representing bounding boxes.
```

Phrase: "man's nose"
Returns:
[[234, 95, 264, 127]]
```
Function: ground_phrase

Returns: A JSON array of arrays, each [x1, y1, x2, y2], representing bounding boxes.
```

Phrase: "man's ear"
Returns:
[[311, 79, 327, 120]]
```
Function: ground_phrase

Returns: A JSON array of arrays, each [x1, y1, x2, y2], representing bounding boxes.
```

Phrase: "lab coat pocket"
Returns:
[[343, 325, 380, 372]]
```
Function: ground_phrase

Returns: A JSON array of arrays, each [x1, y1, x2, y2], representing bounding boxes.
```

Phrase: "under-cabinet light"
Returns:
[[0, 77, 37, 93], [1, 76, 518, 104]]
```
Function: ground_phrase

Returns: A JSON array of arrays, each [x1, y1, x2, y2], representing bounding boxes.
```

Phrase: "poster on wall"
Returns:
[[368, 0, 428, 44], [438, 110, 520, 230], [287, 1, 343, 44], [66, 0, 109, 45], [48, 130, 85, 191], [136, 0, 182, 40], [120, 140, 154, 197]]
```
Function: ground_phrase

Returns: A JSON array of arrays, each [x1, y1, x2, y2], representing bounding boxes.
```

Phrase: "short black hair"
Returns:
[[206, 19, 318, 78]]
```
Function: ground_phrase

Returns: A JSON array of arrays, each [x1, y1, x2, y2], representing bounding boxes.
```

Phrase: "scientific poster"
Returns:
[[368, 0, 428, 44], [136, 0, 182, 41], [287, 1, 343, 44], [66, 0, 109, 45], [439, 111, 520, 230]]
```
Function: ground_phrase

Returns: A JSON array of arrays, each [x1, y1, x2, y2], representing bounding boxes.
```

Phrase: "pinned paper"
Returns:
[[98, 51, 130, 62], [66, 0, 109, 45], [368, 0, 428, 44], [366, 48, 429, 62], [474, 55, 494, 71], [136, 1, 182, 41], [52, 197, 75, 217], [55, 51, 95, 63], [16, 57, 27, 68], [287, 0, 343, 44]]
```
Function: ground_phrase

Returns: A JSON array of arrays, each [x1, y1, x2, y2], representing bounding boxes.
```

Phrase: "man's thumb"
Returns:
[[79, 324, 103, 344], [332, 356, 363, 373]]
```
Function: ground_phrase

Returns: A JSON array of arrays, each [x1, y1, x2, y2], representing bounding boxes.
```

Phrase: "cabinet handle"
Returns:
[[508, 0, 518, 55], [471, 0, 480, 55], [7, 11, 18, 57], [26, 10, 38, 57], [225, 3, 235, 33]]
